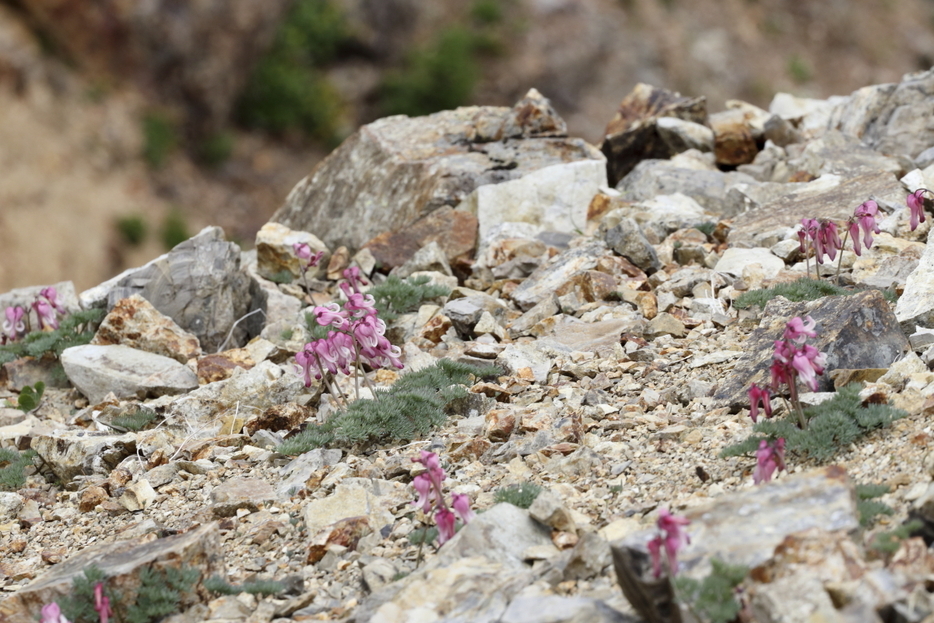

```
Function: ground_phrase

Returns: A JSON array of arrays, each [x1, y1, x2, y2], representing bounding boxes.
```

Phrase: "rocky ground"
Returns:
[[3, 69, 934, 622]]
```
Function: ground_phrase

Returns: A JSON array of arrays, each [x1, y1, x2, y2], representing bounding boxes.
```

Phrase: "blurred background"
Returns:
[[1, 0, 933, 292]]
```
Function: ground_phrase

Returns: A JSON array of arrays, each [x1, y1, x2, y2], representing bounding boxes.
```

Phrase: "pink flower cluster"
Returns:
[[848, 200, 880, 256], [647, 508, 691, 578], [411, 450, 475, 545], [294, 267, 403, 387], [3, 287, 67, 343], [40, 583, 109, 623], [771, 315, 826, 394], [797, 218, 842, 265], [754, 439, 786, 485], [292, 242, 325, 274]]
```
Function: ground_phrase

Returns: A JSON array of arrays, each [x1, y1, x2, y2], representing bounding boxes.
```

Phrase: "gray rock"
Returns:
[[273, 90, 602, 252], [277, 448, 343, 498], [715, 290, 910, 409], [536, 317, 643, 355], [390, 241, 453, 279], [528, 489, 577, 533], [302, 479, 405, 535], [0, 492, 24, 522], [644, 312, 685, 339], [83, 227, 254, 352], [563, 532, 613, 581], [31, 430, 136, 483], [508, 293, 560, 338], [61, 344, 198, 404], [599, 83, 708, 185], [604, 217, 661, 274], [896, 228, 934, 333], [511, 241, 604, 311], [210, 477, 276, 517], [501, 594, 634, 623], [656, 117, 715, 153], [788, 130, 903, 178], [360, 558, 399, 593], [495, 343, 555, 385], [714, 247, 785, 279]]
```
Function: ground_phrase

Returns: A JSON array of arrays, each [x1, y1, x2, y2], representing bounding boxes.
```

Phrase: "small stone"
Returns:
[[528, 489, 577, 533], [644, 312, 685, 339], [78, 486, 109, 512], [92, 294, 201, 363], [210, 477, 276, 517], [119, 480, 157, 512]]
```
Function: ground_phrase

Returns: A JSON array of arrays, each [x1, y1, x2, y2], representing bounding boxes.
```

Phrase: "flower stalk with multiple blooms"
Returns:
[[2, 287, 67, 344], [647, 508, 691, 578], [411, 451, 475, 547]]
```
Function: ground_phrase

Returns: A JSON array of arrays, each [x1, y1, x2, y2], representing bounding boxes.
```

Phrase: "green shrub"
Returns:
[[695, 222, 717, 239], [110, 407, 158, 432], [142, 112, 177, 169], [197, 132, 234, 168], [471, 0, 503, 24], [161, 209, 190, 250], [126, 565, 200, 623], [116, 215, 147, 246], [787, 55, 812, 84], [870, 520, 924, 555], [0, 308, 105, 365], [720, 383, 907, 462], [673, 558, 748, 623], [279, 359, 498, 454], [407, 526, 439, 546], [0, 448, 35, 492], [493, 482, 543, 509], [7, 381, 44, 413], [369, 275, 452, 323], [732, 278, 851, 310], [203, 575, 285, 597], [856, 483, 894, 528], [380, 27, 479, 117], [236, 0, 346, 142], [267, 269, 295, 285]]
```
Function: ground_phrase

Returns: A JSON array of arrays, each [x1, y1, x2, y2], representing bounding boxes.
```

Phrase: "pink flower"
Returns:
[[295, 346, 318, 386], [40, 287, 66, 314], [798, 218, 819, 254], [817, 221, 842, 263], [94, 583, 110, 623], [748, 384, 772, 423], [343, 266, 368, 294], [3, 306, 25, 340], [647, 508, 691, 578], [907, 189, 930, 232], [313, 303, 348, 329], [33, 299, 59, 330], [753, 438, 786, 484], [783, 315, 817, 343], [852, 200, 880, 254], [40, 603, 71, 623], [412, 474, 437, 514], [451, 493, 476, 524], [343, 290, 378, 319], [435, 508, 457, 544]]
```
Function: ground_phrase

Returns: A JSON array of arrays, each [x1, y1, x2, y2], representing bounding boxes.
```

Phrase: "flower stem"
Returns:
[[835, 229, 849, 284]]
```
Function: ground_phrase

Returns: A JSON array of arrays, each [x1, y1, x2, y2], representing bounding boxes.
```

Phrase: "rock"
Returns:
[[307, 516, 373, 564], [31, 430, 136, 483], [91, 294, 201, 363], [655, 117, 715, 154], [244, 402, 310, 436], [495, 344, 554, 385], [210, 477, 276, 517], [390, 241, 453, 279], [60, 344, 199, 404], [789, 130, 904, 178], [828, 68, 934, 159], [83, 227, 254, 353], [302, 479, 403, 536], [604, 217, 661, 274], [273, 90, 602, 252], [457, 156, 606, 243], [0, 357, 71, 391], [727, 171, 906, 248], [709, 107, 759, 166], [361, 558, 399, 593], [508, 294, 560, 338], [644, 313, 685, 339], [196, 347, 258, 385], [254, 222, 331, 282], [536, 317, 643, 355], [362, 206, 478, 271], [277, 448, 343, 498], [0, 492, 24, 522], [501, 593, 633, 623], [895, 227, 934, 333], [510, 241, 606, 311], [119, 479, 157, 512], [714, 290, 909, 409], [166, 360, 303, 426], [600, 83, 708, 185], [528, 489, 577, 533], [714, 247, 785, 279], [0, 522, 223, 623]]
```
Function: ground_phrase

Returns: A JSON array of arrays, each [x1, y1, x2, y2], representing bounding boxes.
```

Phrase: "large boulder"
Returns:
[[272, 89, 604, 254]]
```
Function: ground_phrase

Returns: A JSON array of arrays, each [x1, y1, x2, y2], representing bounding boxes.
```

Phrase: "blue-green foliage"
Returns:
[[236, 0, 346, 142], [58, 566, 112, 623], [109, 407, 158, 432], [279, 359, 498, 454], [368, 275, 452, 323], [720, 383, 907, 461], [493, 482, 543, 509], [0, 447, 35, 492], [0, 308, 105, 365], [856, 483, 894, 528], [407, 526, 439, 546], [125, 565, 200, 623], [673, 558, 748, 623], [870, 520, 924, 555], [733, 279, 851, 310]]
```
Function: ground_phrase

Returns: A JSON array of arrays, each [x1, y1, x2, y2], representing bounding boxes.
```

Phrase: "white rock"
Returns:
[[714, 247, 785, 279], [656, 117, 715, 152]]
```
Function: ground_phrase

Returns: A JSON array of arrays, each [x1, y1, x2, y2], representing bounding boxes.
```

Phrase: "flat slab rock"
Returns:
[[61, 344, 198, 404], [714, 289, 909, 410]]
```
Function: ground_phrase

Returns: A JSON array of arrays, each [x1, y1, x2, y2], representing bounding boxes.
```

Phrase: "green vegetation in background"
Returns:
[[368, 274, 452, 323], [116, 215, 147, 246], [471, 0, 503, 24], [142, 112, 177, 169], [0, 308, 105, 366], [673, 558, 748, 623], [787, 54, 812, 84], [161, 209, 190, 250], [381, 27, 480, 118], [236, 0, 347, 142], [196, 131, 234, 168]]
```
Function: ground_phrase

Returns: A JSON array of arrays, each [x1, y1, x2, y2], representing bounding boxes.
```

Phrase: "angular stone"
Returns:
[[604, 217, 661, 274], [0, 522, 223, 622], [306, 516, 373, 564], [500, 594, 632, 623], [600, 83, 708, 185], [119, 479, 156, 512], [484, 409, 516, 442], [0, 492, 24, 522], [210, 477, 276, 517], [255, 222, 330, 282], [302, 479, 405, 535], [644, 312, 685, 339], [528, 489, 577, 533], [0, 357, 71, 391], [31, 430, 136, 483], [391, 241, 453, 279], [82, 227, 254, 352], [728, 171, 906, 248], [92, 294, 201, 364], [273, 91, 601, 252], [244, 402, 310, 436], [278, 448, 343, 499], [536, 316, 643, 355], [511, 241, 605, 311], [457, 157, 607, 243], [495, 343, 554, 385], [508, 293, 560, 338], [895, 227, 934, 333], [714, 290, 910, 409], [362, 206, 478, 270], [789, 130, 903, 178], [61, 344, 198, 404], [714, 247, 785, 279], [709, 107, 759, 166], [656, 117, 714, 153]]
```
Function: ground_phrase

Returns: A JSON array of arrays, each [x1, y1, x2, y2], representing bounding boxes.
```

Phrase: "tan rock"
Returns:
[[92, 294, 201, 363], [255, 222, 330, 282]]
